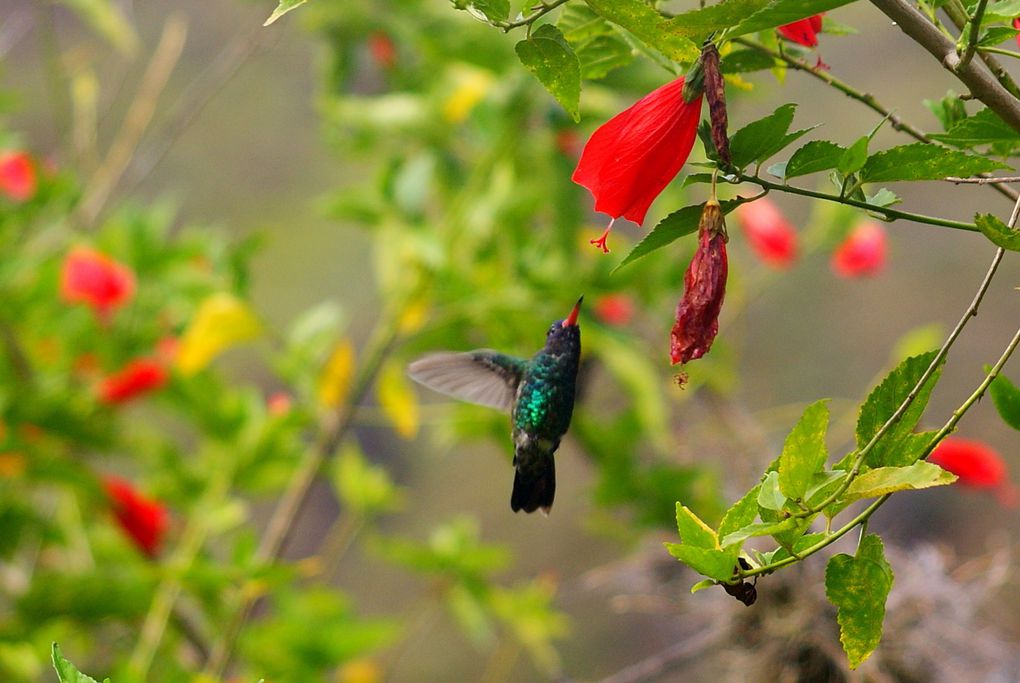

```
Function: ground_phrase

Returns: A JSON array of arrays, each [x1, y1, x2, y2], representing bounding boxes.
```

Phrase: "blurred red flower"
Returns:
[[572, 76, 703, 253], [594, 294, 635, 327], [103, 476, 169, 557], [778, 15, 823, 47], [267, 391, 293, 416], [0, 150, 36, 202], [60, 246, 136, 322], [368, 31, 396, 69], [736, 198, 798, 268], [1014, 18, 1020, 49], [671, 200, 727, 365], [831, 221, 887, 278], [930, 437, 1018, 507], [99, 358, 168, 404]]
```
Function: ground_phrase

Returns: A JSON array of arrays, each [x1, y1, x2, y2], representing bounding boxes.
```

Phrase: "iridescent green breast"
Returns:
[[511, 353, 577, 439]]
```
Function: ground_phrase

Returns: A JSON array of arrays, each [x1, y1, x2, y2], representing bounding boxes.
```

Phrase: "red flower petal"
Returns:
[[930, 438, 1007, 488], [0, 151, 37, 202], [778, 15, 823, 47], [594, 294, 635, 327], [1014, 18, 1020, 50], [736, 198, 798, 268], [831, 222, 887, 278], [99, 358, 168, 404], [103, 475, 169, 557], [573, 76, 703, 227], [60, 246, 137, 320]]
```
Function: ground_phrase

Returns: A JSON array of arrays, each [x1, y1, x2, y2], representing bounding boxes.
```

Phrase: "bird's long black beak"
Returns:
[[562, 296, 583, 327]]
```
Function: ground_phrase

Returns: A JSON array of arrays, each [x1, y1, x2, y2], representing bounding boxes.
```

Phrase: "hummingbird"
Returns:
[[407, 297, 583, 514]]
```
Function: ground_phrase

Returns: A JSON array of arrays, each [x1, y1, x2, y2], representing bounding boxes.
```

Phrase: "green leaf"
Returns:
[[924, 90, 968, 131], [977, 26, 1020, 47], [731, 0, 860, 36], [718, 48, 780, 74], [56, 0, 138, 54], [664, 543, 736, 581], [559, 5, 615, 43], [613, 198, 744, 272], [52, 644, 109, 683], [718, 484, 762, 539], [467, 0, 510, 22], [975, 212, 1020, 251], [778, 400, 830, 501], [515, 25, 581, 122], [675, 503, 719, 548], [990, 374, 1020, 430], [859, 143, 1009, 183], [984, 0, 1020, 20], [825, 534, 894, 668], [757, 471, 787, 511], [574, 35, 634, 80], [667, 0, 772, 39], [730, 104, 814, 169], [784, 140, 846, 178], [843, 462, 956, 503], [264, 0, 309, 26], [929, 108, 1020, 148], [866, 188, 900, 209], [856, 351, 942, 468], [583, 0, 700, 62], [720, 518, 800, 548], [837, 136, 869, 175], [691, 579, 717, 593]]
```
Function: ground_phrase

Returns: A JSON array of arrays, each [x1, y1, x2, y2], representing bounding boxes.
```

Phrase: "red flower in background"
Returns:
[[594, 294, 635, 327], [368, 31, 396, 69], [60, 246, 136, 322], [0, 151, 37, 202], [778, 15, 823, 47], [831, 221, 887, 277], [103, 476, 169, 557], [671, 200, 728, 365], [736, 198, 798, 268], [99, 358, 168, 404], [1014, 18, 1020, 49], [930, 437, 1018, 507], [573, 76, 704, 253]]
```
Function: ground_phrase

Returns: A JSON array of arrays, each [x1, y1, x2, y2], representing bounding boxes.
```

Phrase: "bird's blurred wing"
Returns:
[[407, 350, 525, 412]]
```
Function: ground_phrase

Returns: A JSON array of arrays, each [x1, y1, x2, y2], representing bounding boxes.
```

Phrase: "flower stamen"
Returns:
[[590, 219, 615, 254]]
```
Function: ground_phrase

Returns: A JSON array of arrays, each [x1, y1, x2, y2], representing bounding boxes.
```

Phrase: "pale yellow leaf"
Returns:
[[318, 339, 356, 408], [378, 360, 420, 439], [176, 293, 262, 375]]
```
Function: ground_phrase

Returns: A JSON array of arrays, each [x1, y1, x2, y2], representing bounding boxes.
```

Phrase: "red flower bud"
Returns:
[[930, 437, 1018, 507], [831, 221, 887, 278], [671, 200, 728, 365], [736, 197, 798, 268], [573, 76, 704, 253], [0, 151, 37, 202], [778, 15, 824, 48], [594, 294, 635, 327], [60, 246, 136, 322], [99, 358, 168, 404], [103, 476, 169, 557]]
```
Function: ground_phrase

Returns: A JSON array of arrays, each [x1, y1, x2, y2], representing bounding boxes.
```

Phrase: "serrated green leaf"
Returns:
[[859, 143, 1009, 183], [857, 351, 942, 468], [731, 0, 859, 36], [842, 462, 956, 503], [990, 374, 1020, 430], [583, 0, 700, 62], [984, 0, 1020, 20], [975, 212, 1020, 251], [825, 534, 893, 668], [719, 48, 780, 73], [664, 543, 737, 581], [515, 25, 581, 122], [929, 108, 1020, 148], [668, 0, 772, 39], [52, 644, 107, 683], [977, 26, 1020, 47], [720, 517, 800, 547], [264, 0, 309, 26], [837, 136, 869, 175], [575, 35, 633, 80], [559, 5, 615, 42], [463, 0, 510, 22], [777, 400, 830, 501], [675, 503, 719, 548], [613, 199, 743, 272], [730, 104, 815, 169], [785, 140, 846, 178], [757, 471, 787, 511], [718, 484, 762, 539]]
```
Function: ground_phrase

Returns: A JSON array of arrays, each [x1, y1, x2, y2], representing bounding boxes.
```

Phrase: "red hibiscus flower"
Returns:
[[1014, 18, 1020, 49], [831, 221, 887, 278], [930, 437, 1018, 507], [0, 151, 37, 202], [103, 476, 170, 557], [60, 246, 136, 322], [594, 294, 635, 327], [671, 200, 728, 365], [736, 198, 798, 268], [778, 15, 823, 48], [99, 358, 169, 404], [368, 31, 396, 69], [573, 76, 704, 253]]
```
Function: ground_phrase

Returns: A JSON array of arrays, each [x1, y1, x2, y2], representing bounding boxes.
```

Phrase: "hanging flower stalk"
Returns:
[[701, 43, 730, 167]]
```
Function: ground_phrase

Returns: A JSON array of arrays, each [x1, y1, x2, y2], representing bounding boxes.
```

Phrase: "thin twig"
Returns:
[[958, 0, 990, 69], [946, 175, 1020, 184], [493, 0, 571, 32]]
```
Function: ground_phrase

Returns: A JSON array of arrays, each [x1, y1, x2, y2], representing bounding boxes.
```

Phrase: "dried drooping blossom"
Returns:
[[60, 246, 136, 322], [778, 15, 823, 47], [700, 44, 730, 166], [103, 475, 170, 557], [831, 221, 887, 277], [736, 197, 798, 268], [573, 76, 704, 253], [0, 150, 36, 202], [99, 358, 169, 404], [594, 294, 635, 327], [930, 437, 1018, 507], [671, 199, 728, 365]]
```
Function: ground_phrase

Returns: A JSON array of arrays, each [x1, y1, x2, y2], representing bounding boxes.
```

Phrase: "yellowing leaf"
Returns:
[[378, 360, 420, 439], [176, 293, 261, 375], [398, 299, 429, 335], [442, 67, 494, 123], [318, 339, 356, 408], [338, 659, 382, 683]]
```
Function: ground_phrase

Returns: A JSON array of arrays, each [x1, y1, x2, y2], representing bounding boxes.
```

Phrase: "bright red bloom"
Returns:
[[736, 198, 798, 268], [368, 31, 396, 69], [573, 76, 704, 252], [930, 437, 1018, 507], [778, 15, 823, 47], [267, 391, 293, 416], [831, 221, 887, 278], [1014, 18, 1020, 49], [103, 476, 170, 557], [0, 151, 37, 202], [671, 200, 728, 365], [60, 246, 136, 321], [99, 358, 168, 404], [594, 294, 635, 327]]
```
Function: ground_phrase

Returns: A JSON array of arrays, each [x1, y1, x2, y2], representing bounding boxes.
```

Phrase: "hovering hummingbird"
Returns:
[[407, 297, 583, 514]]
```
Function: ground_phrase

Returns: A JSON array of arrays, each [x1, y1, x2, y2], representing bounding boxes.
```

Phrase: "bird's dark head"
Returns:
[[544, 296, 582, 354]]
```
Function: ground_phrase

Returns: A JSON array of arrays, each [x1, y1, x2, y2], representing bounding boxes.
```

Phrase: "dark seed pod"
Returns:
[[701, 43, 730, 166]]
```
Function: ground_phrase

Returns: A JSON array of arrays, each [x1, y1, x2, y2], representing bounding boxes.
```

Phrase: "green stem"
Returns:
[[978, 46, 1020, 59], [493, 0, 571, 32], [958, 0, 989, 69], [944, 0, 1020, 99]]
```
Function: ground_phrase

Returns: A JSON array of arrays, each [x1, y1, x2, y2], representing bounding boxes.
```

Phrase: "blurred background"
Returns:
[[2, 0, 1020, 681]]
